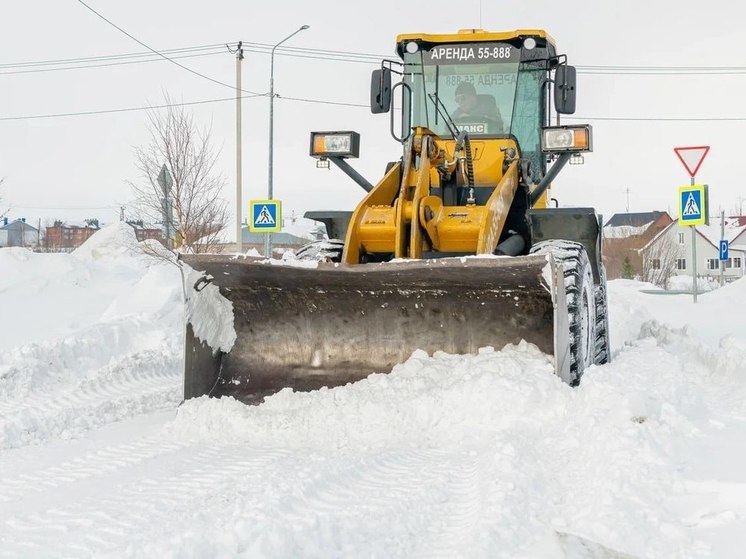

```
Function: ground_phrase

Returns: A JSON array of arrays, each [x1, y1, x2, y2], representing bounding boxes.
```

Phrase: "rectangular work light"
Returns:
[[541, 125, 593, 153], [309, 131, 360, 159]]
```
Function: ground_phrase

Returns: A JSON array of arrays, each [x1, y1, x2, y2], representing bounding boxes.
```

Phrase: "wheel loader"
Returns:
[[180, 28, 610, 404]]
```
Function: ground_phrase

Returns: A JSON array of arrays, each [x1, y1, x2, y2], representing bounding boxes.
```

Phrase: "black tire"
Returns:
[[294, 239, 344, 263], [593, 271, 611, 365], [530, 240, 597, 385]]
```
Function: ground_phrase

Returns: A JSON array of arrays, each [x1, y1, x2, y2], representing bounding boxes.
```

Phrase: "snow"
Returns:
[[182, 262, 237, 353], [666, 274, 721, 293], [696, 219, 746, 245], [2, 224, 746, 557]]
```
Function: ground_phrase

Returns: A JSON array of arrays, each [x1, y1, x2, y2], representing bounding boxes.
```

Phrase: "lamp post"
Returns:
[[235, 42, 244, 254], [264, 24, 310, 258]]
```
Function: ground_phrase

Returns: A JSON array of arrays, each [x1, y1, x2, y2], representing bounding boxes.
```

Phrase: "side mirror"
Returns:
[[554, 65, 577, 115], [370, 68, 392, 114]]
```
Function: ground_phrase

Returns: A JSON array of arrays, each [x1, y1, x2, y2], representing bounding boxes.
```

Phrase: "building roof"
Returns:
[[696, 218, 746, 245], [49, 221, 100, 229], [1, 219, 38, 232], [605, 211, 670, 228], [641, 217, 746, 253], [126, 221, 160, 231]]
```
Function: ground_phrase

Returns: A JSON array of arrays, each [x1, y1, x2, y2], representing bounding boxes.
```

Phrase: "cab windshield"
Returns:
[[403, 42, 546, 177]]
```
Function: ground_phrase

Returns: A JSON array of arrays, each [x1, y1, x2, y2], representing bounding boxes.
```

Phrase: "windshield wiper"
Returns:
[[428, 93, 459, 139]]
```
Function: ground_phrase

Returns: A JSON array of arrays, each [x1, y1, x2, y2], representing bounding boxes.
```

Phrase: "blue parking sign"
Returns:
[[720, 239, 729, 261], [249, 199, 282, 233]]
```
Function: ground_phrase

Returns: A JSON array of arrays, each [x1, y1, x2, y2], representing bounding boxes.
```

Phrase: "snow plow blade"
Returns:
[[180, 255, 569, 404]]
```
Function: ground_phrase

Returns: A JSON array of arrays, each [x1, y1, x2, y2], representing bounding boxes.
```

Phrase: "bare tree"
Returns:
[[128, 96, 228, 253], [641, 232, 681, 288]]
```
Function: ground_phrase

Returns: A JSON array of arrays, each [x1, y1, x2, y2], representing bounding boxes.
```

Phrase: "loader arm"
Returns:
[[476, 158, 519, 254]]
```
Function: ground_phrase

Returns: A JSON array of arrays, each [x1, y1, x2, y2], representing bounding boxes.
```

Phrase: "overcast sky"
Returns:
[[2, 0, 746, 230]]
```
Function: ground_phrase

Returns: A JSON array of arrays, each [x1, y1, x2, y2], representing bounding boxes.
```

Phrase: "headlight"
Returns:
[[541, 125, 592, 152], [309, 131, 360, 159]]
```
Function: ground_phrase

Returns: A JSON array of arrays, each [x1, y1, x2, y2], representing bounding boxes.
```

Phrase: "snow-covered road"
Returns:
[[1, 225, 745, 558]]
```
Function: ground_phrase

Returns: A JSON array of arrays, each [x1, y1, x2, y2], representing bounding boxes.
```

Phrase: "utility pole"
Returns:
[[625, 187, 631, 213], [720, 209, 725, 286], [120, 206, 125, 222], [235, 41, 244, 253]]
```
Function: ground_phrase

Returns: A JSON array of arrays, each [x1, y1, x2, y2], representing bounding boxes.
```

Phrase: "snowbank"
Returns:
[[0, 225, 184, 450]]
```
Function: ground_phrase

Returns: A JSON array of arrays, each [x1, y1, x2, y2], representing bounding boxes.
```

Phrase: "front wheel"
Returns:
[[530, 240, 597, 385]]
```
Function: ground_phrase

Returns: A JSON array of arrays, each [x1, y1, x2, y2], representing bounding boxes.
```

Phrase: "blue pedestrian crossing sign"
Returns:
[[720, 239, 729, 261], [249, 199, 282, 233], [678, 184, 708, 226]]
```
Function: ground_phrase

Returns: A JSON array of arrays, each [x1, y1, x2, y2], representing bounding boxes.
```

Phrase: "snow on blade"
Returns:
[[181, 262, 237, 353]]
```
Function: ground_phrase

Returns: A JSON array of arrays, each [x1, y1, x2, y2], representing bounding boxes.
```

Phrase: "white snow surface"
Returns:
[[1, 225, 746, 558], [603, 222, 652, 239]]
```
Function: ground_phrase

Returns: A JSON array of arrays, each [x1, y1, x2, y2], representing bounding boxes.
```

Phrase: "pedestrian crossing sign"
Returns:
[[678, 184, 708, 226], [249, 199, 282, 233]]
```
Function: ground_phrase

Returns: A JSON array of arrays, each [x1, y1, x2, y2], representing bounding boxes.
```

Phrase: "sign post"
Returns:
[[674, 146, 710, 303], [719, 210, 727, 286], [157, 164, 174, 250]]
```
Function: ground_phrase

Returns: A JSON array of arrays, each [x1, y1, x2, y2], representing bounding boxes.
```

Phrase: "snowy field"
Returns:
[[1, 224, 745, 558]]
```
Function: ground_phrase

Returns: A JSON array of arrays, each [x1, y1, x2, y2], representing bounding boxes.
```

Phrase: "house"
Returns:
[[126, 221, 164, 243], [45, 220, 100, 250], [602, 211, 673, 279], [640, 216, 746, 286], [0, 218, 39, 248]]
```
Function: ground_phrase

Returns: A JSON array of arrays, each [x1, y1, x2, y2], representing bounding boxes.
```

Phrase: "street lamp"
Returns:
[[265, 24, 310, 258]]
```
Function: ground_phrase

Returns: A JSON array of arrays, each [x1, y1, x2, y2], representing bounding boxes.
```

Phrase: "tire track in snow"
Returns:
[[0, 431, 296, 558], [0, 345, 181, 450]]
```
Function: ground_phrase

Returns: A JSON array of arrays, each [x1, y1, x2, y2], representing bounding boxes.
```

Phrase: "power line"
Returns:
[[564, 115, 746, 122], [5, 87, 746, 121], [7, 34, 746, 76], [11, 205, 118, 210], [0, 43, 225, 69], [0, 50, 226, 76], [276, 94, 369, 108], [0, 94, 264, 121], [577, 67, 746, 75], [74, 1, 258, 94]]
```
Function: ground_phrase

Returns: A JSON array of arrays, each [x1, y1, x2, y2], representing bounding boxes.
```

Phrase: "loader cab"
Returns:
[[372, 30, 576, 186]]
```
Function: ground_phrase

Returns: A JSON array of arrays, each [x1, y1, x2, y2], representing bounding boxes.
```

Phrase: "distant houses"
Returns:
[[45, 220, 100, 250], [0, 218, 39, 248], [602, 211, 746, 286], [602, 211, 673, 279], [125, 220, 164, 243], [0, 217, 165, 252], [640, 216, 746, 285]]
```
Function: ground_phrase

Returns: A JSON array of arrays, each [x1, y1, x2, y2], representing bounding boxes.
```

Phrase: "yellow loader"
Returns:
[[181, 29, 610, 404]]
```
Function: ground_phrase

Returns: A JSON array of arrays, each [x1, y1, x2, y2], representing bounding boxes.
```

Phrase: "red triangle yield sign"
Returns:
[[674, 146, 710, 178]]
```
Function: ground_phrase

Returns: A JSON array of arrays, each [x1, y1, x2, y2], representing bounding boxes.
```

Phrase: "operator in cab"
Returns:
[[451, 81, 504, 135]]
